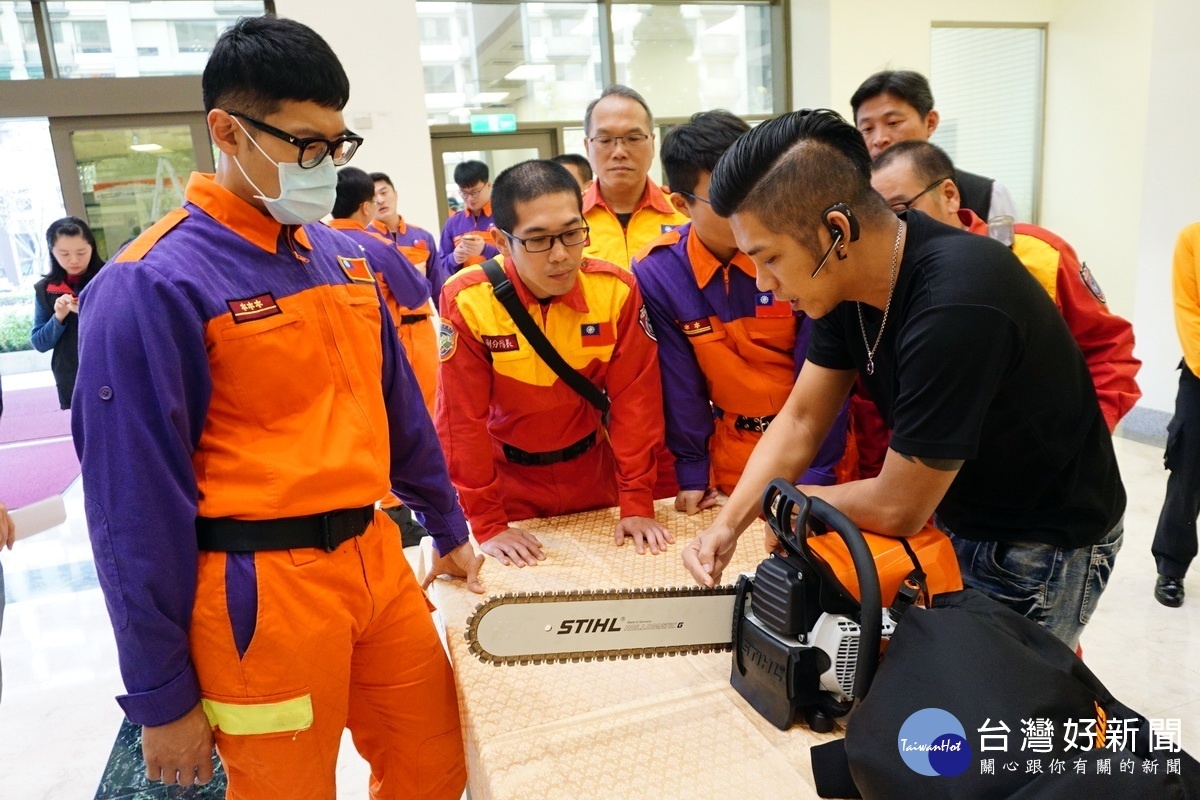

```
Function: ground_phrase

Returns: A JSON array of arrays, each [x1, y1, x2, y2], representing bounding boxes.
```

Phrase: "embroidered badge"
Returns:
[[680, 317, 714, 337], [481, 333, 520, 353], [1079, 263, 1106, 304], [580, 322, 616, 346], [639, 306, 656, 341], [755, 291, 793, 318], [438, 319, 457, 361], [227, 293, 282, 324], [338, 255, 375, 284]]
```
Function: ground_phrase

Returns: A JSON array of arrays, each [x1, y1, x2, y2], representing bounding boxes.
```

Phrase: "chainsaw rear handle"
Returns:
[[760, 479, 883, 701]]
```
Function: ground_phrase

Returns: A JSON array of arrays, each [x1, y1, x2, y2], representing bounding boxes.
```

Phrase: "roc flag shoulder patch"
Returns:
[[227, 293, 282, 324], [755, 291, 793, 318], [580, 321, 616, 346], [338, 255, 375, 284], [680, 317, 714, 337]]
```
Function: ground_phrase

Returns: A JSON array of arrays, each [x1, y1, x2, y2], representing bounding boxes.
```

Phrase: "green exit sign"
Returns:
[[470, 114, 518, 134]]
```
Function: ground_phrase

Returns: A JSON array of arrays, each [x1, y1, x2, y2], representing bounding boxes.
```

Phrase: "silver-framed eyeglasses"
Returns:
[[501, 226, 590, 253], [587, 133, 650, 150]]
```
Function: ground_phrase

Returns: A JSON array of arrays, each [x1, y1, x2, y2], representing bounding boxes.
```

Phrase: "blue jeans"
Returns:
[[946, 518, 1124, 650]]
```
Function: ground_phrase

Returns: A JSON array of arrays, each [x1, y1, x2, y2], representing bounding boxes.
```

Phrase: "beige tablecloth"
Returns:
[[425, 502, 843, 800]]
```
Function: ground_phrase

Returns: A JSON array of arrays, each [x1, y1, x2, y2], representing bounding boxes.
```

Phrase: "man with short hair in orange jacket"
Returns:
[[330, 166, 438, 414], [871, 140, 1141, 432], [437, 159, 672, 567], [370, 170, 439, 280]]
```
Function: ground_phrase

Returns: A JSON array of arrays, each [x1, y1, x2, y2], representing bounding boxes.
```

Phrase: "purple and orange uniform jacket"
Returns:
[[435, 256, 664, 542], [370, 216, 438, 278], [433, 203, 500, 310], [632, 224, 848, 494], [329, 217, 439, 414], [582, 178, 688, 269], [72, 172, 469, 728]]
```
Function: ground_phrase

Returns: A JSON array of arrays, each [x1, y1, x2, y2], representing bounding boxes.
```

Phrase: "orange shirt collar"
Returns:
[[369, 217, 408, 236], [185, 172, 310, 253], [327, 218, 366, 233], [465, 202, 493, 223], [686, 226, 756, 288], [583, 177, 676, 217], [503, 255, 589, 313]]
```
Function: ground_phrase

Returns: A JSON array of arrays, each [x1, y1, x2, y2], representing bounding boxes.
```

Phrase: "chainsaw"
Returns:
[[464, 480, 962, 731]]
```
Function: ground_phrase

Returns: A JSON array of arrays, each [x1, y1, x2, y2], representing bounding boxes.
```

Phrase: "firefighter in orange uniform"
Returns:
[[370, 170, 439, 280], [72, 18, 480, 799], [330, 167, 438, 414], [437, 159, 671, 567]]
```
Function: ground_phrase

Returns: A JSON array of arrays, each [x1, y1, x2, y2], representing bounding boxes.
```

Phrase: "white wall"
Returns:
[[272, 0, 442, 234], [1130, 0, 1200, 412]]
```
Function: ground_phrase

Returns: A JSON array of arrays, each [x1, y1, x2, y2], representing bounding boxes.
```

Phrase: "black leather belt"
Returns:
[[196, 505, 374, 553], [503, 431, 597, 467], [399, 314, 426, 325], [714, 407, 777, 434]]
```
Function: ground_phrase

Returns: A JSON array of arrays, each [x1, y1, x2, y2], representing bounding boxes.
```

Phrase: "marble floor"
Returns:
[[0, 433, 1196, 798]]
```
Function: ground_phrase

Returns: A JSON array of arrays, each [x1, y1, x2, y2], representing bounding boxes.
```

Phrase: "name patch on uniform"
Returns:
[[680, 317, 714, 337], [439, 319, 458, 361], [227, 293, 282, 324], [1079, 263, 1106, 304], [580, 322, 616, 346], [755, 291, 793, 318], [482, 334, 520, 353], [338, 255, 375, 284]]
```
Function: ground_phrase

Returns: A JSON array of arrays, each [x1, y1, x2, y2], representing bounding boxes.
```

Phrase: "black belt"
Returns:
[[714, 407, 777, 434], [196, 505, 374, 553], [399, 314, 426, 325], [503, 431, 597, 467]]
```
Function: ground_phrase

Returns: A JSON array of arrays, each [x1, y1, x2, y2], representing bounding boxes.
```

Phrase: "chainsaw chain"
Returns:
[[464, 585, 738, 666]]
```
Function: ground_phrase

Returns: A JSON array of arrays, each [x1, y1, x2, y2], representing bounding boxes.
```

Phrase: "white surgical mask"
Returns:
[[231, 117, 337, 225]]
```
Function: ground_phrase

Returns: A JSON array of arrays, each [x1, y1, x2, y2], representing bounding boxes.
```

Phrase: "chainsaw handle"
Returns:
[[759, 480, 883, 701]]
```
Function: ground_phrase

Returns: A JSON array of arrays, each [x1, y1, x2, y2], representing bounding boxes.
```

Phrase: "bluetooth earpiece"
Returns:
[[823, 202, 860, 260]]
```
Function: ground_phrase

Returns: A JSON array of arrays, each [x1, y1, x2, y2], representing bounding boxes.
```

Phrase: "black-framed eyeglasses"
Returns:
[[587, 133, 650, 150], [227, 110, 363, 169], [501, 226, 590, 254], [459, 185, 488, 200], [680, 191, 712, 206], [889, 177, 951, 213]]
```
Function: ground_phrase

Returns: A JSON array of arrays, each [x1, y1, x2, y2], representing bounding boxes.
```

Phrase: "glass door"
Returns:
[[430, 131, 558, 229], [49, 113, 213, 258]]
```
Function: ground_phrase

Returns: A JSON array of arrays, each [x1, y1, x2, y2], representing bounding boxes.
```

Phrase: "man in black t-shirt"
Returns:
[[681, 109, 1124, 649]]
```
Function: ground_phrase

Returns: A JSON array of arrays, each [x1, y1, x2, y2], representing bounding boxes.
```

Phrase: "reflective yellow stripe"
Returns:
[[202, 694, 314, 736]]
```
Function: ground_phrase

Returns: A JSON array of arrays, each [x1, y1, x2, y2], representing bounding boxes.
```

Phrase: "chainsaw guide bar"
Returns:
[[464, 586, 740, 666]]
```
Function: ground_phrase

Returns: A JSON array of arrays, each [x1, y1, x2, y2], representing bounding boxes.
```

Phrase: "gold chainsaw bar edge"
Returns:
[[463, 585, 739, 666]]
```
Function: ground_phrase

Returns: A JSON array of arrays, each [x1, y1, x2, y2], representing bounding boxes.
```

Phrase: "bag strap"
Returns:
[[480, 257, 611, 416]]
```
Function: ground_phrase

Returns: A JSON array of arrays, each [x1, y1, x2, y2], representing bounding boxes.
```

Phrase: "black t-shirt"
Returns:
[[807, 211, 1125, 548]]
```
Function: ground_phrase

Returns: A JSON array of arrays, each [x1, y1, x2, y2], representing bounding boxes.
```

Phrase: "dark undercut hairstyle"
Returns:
[[584, 84, 654, 136], [491, 160, 583, 234], [453, 160, 489, 189], [850, 70, 935, 119], [551, 153, 593, 183], [708, 108, 893, 255], [332, 167, 376, 219], [369, 171, 394, 188], [202, 16, 349, 118], [662, 110, 750, 197], [872, 140, 956, 186]]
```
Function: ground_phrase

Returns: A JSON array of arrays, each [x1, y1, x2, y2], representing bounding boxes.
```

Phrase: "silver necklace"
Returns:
[[856, 219, 905, 376]]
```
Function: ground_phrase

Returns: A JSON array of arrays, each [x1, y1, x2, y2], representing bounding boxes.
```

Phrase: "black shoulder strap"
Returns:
[[480, 258, 611, 415]]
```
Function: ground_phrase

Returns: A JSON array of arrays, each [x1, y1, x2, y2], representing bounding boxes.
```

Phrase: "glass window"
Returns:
[[418, 2, 604, 126], [46, 1, 267, 79], [0, 118, 66, 292], [424, 64, 456, 94], [69, 124, 198, 257], [0, 2, 44, 80], [931, 26, 1046, 222], [610, 4, 775, 118]]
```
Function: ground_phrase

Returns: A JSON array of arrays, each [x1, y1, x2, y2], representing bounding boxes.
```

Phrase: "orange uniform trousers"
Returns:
[[396, 315, 439, 419], [189, 511, 465, 800], [490, 437, 620, 527]]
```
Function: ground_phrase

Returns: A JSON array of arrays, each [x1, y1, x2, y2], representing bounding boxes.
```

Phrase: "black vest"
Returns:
[[953, 167, 995, 221]]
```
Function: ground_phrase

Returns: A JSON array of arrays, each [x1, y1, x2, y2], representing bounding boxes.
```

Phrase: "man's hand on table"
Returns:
[[674, 488, 719, 516], [478, 526, 545, 567], [614, 515, 674, 554], [422, 541, 485, 593], [683, 520, 741, 587], [141, 703, 215, 787]]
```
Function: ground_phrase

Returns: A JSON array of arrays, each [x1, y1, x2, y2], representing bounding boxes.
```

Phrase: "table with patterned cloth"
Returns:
[[423, 501, 843, 800]]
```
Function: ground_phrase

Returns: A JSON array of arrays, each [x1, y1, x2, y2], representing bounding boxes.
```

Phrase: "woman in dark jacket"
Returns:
[[30, 217, 104, 409]]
